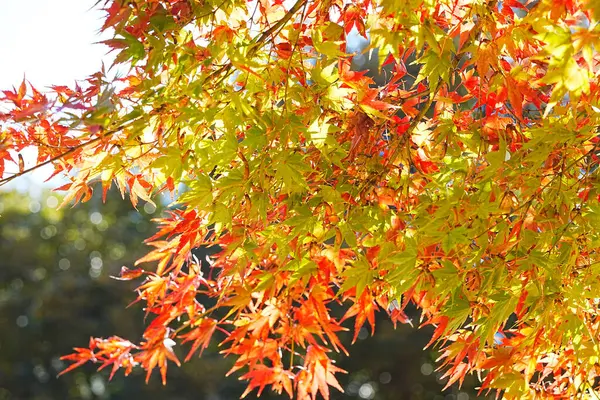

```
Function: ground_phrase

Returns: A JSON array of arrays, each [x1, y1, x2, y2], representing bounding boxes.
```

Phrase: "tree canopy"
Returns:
[[1, 0, 600, 398]]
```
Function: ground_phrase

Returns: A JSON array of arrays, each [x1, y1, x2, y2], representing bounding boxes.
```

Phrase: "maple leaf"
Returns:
[[59, 337, 139, 380], [111, 266, 146, 281], [475, 41, 498, 77], [58, 344, 97, 377], [441, 362, 469, 389], [240, 365, 294, 398], [101, 2, 131, 32], [342, 4, 366, 37], [136, 275, 169, 308], [424, 316, 449, 349], [341, 290, 378, 344], [358, 88, 395, 116], [296, 345, 345, 400], [180, 318, 218, 361], [338, 59, 372, 88], [135, 329, 181, 385], [505, 76, 524, 121]]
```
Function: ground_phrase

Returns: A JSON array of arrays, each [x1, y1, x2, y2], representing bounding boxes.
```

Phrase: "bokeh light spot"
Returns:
[[59, 258, 71, 271], [89, 211, 103, 225], [421, 363, 433, 376], [16, 315, 28, 328], [358, 382, 375, 399], [29, 201, 41, 213], [46, 196, 59, 208], [379, 371, 391, 384]]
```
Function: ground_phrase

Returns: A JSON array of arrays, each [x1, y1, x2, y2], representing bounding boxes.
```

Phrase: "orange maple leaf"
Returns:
[[296, 345, 346, 400], [180, 318, 218, 361], [135, 329, 181, 385]]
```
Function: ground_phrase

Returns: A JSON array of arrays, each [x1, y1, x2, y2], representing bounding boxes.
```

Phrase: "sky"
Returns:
[[0, 0, 110, 194], [0, 0, 108, 88]]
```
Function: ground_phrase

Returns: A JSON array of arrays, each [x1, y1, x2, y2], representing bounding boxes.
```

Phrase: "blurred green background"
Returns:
[[0, 188, 485, 400]]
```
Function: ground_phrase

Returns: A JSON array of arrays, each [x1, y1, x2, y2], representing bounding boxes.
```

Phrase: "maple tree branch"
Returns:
[[385, 78, 443, 171], [471, 142, 600, 242], [193, 0, 231, 21], [206, 0, 307, 88], [351, 79, 442, 201], [0, 119, 139, 187], [247, 0, 308, 58]]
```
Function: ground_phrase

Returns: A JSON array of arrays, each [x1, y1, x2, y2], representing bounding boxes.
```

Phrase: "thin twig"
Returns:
[[208, 0, 307, 90], [0, 118, 141, 187], [247, 0, 308, 59]]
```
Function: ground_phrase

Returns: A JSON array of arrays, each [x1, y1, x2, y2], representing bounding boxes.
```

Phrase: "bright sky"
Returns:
[[0, 0, 110, 194], [0, 0, 108, 88]]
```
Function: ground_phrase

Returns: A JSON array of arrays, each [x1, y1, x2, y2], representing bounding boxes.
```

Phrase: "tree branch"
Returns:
[[387, 78, 442, 167], [247, 0, 308, 58], [0, 119, 140, 187], [206, 0, 308, 87]]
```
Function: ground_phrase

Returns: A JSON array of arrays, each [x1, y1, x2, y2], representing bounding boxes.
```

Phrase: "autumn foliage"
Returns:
[[2, 0, 600, 398]]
